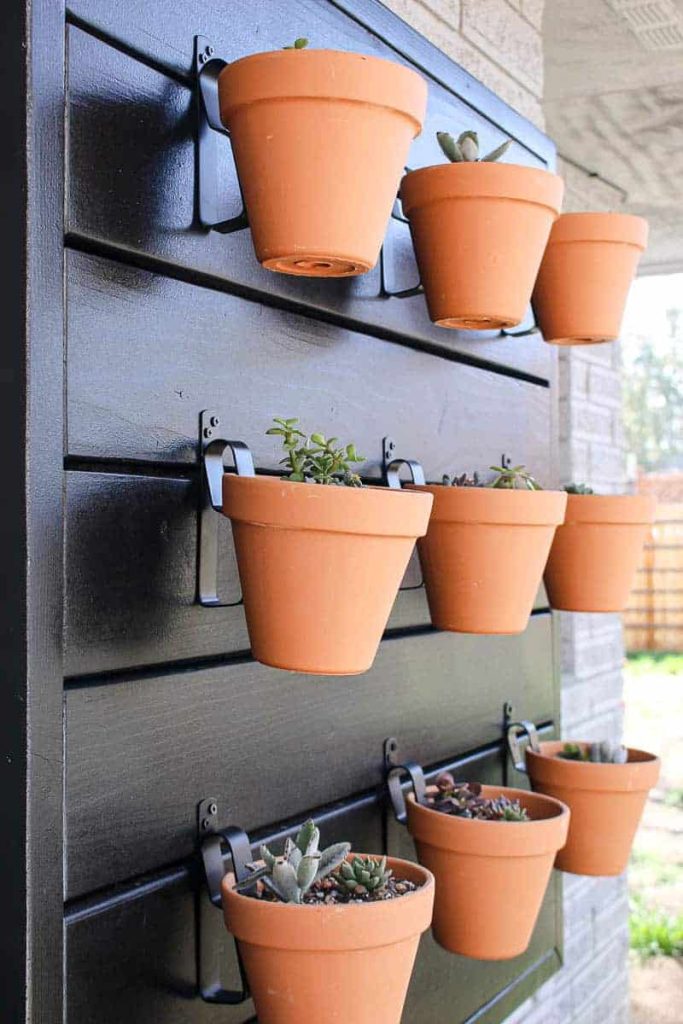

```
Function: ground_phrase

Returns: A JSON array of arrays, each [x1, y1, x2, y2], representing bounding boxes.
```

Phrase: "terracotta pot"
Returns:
[[407, 486, 567, 633], [221, 855, 434, 1024], [544, 494, 656, 612], [222, 476, 433, 674], [525, 742, 660, 875], [399, 162, 563, 329], [218, 49, 427, 277], [533, 213, 648, 345], [406, 787, 569, 959]]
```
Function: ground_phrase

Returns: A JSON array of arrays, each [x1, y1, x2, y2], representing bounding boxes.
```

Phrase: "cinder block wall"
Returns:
[[383, 3, 630, 1022]]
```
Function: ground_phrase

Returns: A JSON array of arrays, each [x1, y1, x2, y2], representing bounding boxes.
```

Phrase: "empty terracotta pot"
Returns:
[[221, 856, 434, 1024], [533, 213, 648, 345], [406, 787, 569, 960], [525, 742, 660, 875], [218, 49, 427, 276], [399, 162, 563, 329], [407, 486, 567, 633], [222, 476, 433, 674], [544, 494, 656, 612]]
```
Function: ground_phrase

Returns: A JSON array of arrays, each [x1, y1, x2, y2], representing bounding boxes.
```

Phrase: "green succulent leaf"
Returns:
[[437, 131, 463, 162], [481, 139, 512, 162]]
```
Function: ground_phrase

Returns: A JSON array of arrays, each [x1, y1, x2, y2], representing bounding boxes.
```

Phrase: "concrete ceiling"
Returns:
[[543, 0, 683, 273]]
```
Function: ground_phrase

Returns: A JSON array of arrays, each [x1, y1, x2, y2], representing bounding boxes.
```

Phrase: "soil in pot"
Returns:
[[400, 161, 563, 329], [218, 49, 427, 276], [406, 782, 569, 959], [525, 741, 660, 875], [533, 213, 648, 345], [408, 484, 567, 633], [222, 475, 433, 674], [221, 855, 434, 1024], [544, 494, 656, 612]]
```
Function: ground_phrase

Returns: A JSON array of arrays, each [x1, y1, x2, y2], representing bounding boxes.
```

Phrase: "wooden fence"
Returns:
[[625, 502, 683, 652]]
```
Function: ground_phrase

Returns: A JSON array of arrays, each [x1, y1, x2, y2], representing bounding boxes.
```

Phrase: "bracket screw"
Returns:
[[199, 51, 208, 64], [208, 802, 218, 816], [210, 416, 220, 428], [204, 427, 213, 439], [206, 45, 214, 57], [201, 817, 212, 831]]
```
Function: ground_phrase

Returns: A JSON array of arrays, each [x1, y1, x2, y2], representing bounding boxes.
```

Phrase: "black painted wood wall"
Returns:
[[3, 2, 562, 1022]]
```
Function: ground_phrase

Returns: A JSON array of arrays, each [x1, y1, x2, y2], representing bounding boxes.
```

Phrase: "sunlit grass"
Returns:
[[630, 895, 683, 959], [626, 652, 683, 676]]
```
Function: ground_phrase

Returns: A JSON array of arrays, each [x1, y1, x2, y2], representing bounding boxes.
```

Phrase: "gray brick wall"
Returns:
[[383, 2, 630, 1020]]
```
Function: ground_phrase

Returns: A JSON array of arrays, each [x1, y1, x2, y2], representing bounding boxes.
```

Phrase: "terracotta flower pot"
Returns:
[[525, 742, 660, 875], [407, 486, 567, 633], [222, 476, 433, 674], [399, 162, 564, 329], [533, 213, 648, 345], [406, 787, 569, 960], [221, 856, 434, 1024], [218, 49, 427, 277], [544, 494, 656, 612]]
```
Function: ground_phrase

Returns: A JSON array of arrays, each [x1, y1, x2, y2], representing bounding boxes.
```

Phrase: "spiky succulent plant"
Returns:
[[236, 820, 350, 904], [267, 417, 363, 486], [334, 855, 393, 896], [489, 464, 542, 491], [559, 741, 628, 764], [564, 483, 595, 495], [437, 130, 512, 164], [429, 774, 530, 822], [442, 471, 481, 487]]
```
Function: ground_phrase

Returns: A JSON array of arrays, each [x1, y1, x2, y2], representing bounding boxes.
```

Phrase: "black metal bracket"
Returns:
[[197, 410, 254, 608], [196, 799, 254, 1005], [505, 716, 541, 776], [195, 36, 249, 233], [384, 737, 428, 825], [382, 438, 426, 592]]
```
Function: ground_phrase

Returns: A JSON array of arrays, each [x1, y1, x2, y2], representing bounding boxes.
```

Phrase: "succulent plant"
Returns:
[[236, 819, 350, 904], [441, 471, 481, 487], [334, 855, 393, 896], [489, 464, 542, 491], [428, 774, 530, 822], [564, 483, 595, 495], [284, 37, 309, 49], [267, 417, 364, 486], [559, 741, 628, 764], [437, 130, 512, 164]]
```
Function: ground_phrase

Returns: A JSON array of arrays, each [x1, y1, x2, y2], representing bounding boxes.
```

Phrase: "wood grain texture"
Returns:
[[65, 23, 554, 380], [66, 251, 553, 472], [65, 617, 553, 897]]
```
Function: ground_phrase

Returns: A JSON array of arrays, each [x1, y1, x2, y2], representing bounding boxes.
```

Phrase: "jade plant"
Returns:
[[436, 130, 512, 164], [427, 774, 530, 821], [440, 465, 541, 490], [564, 483, 595, 495], [559, 741, 628, 764], [267, 417, 364, 486]]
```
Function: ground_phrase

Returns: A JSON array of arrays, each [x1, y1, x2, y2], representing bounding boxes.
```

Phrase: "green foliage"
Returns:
[[284, 37, 309, 49], [664, 787, 683, 810], [441, 471, 481, 487], [430, 775, 530, 821], [565, 483, 595, 495], [558, 741, 628, 764], [236, 819, 350, 905], [267, 417, 363, 486], [334, 855, 392, 895], [626, 652, 683, 676], [437, 130, 512, 164], [630, 895, 683, 959], [488, 464, 542, 491]]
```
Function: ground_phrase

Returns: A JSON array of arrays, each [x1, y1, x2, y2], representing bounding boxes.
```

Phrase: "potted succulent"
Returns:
[[522, 740, 660, 876], [405, 775, 569, 959], [221, 820, 435, 1024], [544, 484, 656, 612], [407, 464, 567, 633], [221, 418, 433, 674], [217, 38, 427, 276], [399, 130, 564, 329], [533, 212, 648, 345]]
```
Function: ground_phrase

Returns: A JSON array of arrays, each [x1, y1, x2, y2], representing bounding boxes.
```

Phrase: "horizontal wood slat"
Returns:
[[65, 616, 554, 897], [65, 24, 553, 380]]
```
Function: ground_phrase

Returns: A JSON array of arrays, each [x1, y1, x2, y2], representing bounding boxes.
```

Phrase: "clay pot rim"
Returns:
[[527, 742, 660, 792], [562, 493, 656, 526], [222, 475, 433, 537], [547, 212, 648, 250], [218, 48, 427, 134], [221, 853, 435, 951], [405, 483, 567, 526], [400, 161, 564, 216]]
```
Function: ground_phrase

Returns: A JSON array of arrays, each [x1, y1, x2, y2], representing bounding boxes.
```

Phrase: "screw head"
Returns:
[[199, 51, 208, 64], [210, 416, 220, 428], [206, 45, 214, 56], [201, 817, 212, 831], [204, 427, 213, 439], [208, 802, 218, 816]]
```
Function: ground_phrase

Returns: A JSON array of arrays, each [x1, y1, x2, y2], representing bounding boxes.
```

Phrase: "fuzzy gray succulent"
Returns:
[[437, 130, 512, 164], [559, 741, 628, 764], [564, 483, 595, 495], [334, 855, 392, 896], [236, 820, 350, 904]]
